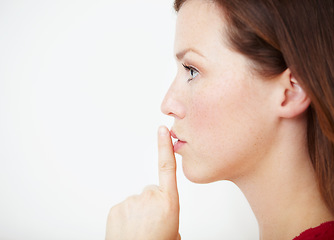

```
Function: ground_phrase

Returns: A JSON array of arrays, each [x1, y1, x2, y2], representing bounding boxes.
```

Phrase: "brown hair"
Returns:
[[174, 0, 334, 213]]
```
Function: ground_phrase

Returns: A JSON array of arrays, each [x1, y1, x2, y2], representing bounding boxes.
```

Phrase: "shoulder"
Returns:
[[293, 221, 334, 240]]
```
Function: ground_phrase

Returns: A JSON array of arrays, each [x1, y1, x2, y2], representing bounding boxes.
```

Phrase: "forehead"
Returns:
[[174, 0, 227, 55]]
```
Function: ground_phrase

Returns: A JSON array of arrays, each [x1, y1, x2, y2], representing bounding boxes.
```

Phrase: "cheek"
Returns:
[[188, 81, 248, 148], [188, 90, 221, 140], [183, 80, 267, 182]]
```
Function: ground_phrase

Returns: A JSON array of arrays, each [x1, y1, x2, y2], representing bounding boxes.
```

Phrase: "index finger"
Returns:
[[157, 126, 178, 196]]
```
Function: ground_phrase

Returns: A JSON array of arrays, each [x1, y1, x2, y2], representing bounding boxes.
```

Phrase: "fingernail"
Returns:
[[158, 126, 169, 136]]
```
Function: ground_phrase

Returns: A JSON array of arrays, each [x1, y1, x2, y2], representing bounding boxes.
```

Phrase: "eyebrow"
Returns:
[[175, 48, 206, 60]]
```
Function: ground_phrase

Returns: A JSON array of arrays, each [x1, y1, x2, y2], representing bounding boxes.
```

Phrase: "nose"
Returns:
[[160, 80, 186, 119]]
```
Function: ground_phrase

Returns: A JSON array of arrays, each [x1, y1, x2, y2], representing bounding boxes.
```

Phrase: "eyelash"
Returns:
[[182, 63, 199, 82]]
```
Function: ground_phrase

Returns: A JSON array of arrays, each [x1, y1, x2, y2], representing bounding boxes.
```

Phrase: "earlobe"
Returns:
[[278, 70, 311, 119]]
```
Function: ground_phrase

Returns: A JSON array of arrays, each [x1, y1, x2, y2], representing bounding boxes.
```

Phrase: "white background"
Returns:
[[0, 0, 259, 239]]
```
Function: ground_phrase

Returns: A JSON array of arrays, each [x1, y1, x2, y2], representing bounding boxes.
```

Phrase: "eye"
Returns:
[[182, 64, 199, 82]]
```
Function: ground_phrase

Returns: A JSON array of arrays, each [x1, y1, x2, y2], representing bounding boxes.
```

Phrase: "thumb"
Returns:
[[158, 126, 178, 196]]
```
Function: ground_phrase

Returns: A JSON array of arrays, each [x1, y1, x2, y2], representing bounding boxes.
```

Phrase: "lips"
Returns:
[[170, 130, 186, 152], [170, 130, 178, 140]]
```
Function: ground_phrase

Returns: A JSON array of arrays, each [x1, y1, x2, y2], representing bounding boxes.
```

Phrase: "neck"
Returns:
[[233, 120, 334, 240]]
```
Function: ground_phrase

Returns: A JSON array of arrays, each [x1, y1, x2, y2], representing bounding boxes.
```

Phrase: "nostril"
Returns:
[[168, 112, 176, 118]]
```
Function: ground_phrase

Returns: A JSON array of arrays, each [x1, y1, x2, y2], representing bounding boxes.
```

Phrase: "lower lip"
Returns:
[[173, 140, 186, 152]]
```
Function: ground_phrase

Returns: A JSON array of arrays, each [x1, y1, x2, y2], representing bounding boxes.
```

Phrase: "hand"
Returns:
[[106, 126, 181, 240]]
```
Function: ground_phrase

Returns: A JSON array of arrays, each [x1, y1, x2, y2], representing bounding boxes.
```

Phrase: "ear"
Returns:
[[278, 69, 311, 119]]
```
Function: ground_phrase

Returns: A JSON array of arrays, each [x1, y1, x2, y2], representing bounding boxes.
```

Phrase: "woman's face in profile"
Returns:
[[161, 0, 277, 183]]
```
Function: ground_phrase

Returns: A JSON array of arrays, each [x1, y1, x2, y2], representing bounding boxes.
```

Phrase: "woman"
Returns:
[[106, 0, 334, 239]]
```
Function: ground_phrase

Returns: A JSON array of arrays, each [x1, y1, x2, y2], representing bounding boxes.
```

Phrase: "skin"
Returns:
[[106, 0, 334, 239], [106, 126, 180, 240], [163, 0, 279, 184]]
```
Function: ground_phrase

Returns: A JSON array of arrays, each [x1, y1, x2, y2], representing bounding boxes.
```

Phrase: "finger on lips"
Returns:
[[158, 126, 178, 196]]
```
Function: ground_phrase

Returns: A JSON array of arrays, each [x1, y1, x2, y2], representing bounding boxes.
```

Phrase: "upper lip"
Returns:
[[170, 130, 186, 142]]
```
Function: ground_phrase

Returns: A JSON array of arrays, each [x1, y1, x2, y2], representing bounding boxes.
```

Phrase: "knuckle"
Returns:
[[143, 184, 159, 192], [141, 185, 159, 199], [125, 194, 137, 201], [108, 195, 138, 218], [159, 161, 175, 172], [107, 204, 120, 220], [124, 195, 139, 207]]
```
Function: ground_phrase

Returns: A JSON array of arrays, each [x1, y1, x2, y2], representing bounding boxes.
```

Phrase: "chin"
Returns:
[[181, 160, 216, 184]]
